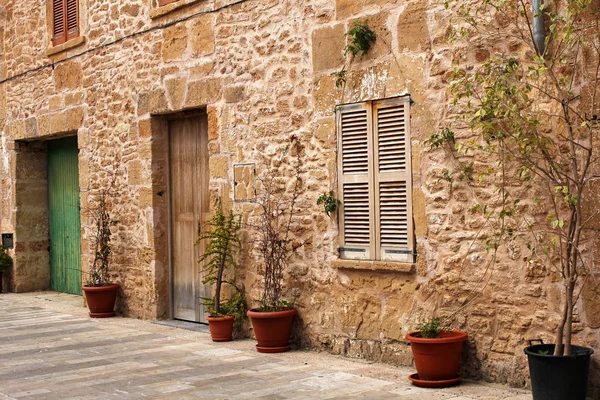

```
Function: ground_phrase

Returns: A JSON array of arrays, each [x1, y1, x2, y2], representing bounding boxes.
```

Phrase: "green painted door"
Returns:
[[48, 137, 82, 295]]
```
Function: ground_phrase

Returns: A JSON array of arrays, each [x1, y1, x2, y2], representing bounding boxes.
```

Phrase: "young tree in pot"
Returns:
[[247, 135, 303, 353], [0, 246, 13, 293], [196, 204, 245, 342], [82, 188, 119, 318], [441, 1, 599, 398], [405, 318, 468, 388]]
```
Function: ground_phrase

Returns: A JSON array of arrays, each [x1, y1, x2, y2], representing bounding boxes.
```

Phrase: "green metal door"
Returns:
[[48, 137, 82, 295]]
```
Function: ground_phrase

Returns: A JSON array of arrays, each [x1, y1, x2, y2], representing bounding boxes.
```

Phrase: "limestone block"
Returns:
[[24, 118, 38, 138], [49, 95, 62, 111], [190, 14, 215, 57], [165, 78, 187, 110], [397, 1, 430, 51], [149, 89, 169, 114], [350, 11, 391, 60], [207, 105, 219, 140], [185, 78, 222, 108], [162, 24, 188, 61], [138, 119, 152, 139], [315, 117, 334, 144], [313, 75, 337, 116], [224, 86, 247, 103], [209, 155, 229, 179], [312, 24, 345, 72], [53, 60, 83, 90], [50, 112, 66, 134], [65, 107, 84, 132], [335, 0, 394, 19]]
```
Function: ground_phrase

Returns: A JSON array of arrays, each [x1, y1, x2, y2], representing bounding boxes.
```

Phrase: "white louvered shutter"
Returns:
[[337, 102, 376, 260], [373, 98, 414, 262]]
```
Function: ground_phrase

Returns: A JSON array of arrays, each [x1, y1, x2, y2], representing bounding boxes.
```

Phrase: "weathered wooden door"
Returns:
[[170, 115, 210, 322], [48, 137, 82, 295]]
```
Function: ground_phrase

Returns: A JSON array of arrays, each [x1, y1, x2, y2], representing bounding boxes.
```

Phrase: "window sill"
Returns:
[[150, 0, 204, 19], [46, 36, 86, 57], [332, 259, 415, 273]]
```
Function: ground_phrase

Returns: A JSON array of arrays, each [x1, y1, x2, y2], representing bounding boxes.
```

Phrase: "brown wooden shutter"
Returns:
[[337, 102, 376, 260], [52, 0, 78, 46], [66, 0, 79, 41], [52, 0, 66, 46], [373, 97, 414, 262]]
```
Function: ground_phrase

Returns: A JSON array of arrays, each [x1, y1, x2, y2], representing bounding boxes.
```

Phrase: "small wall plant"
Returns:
[[317, 191, 341, 217], [332, 21, 377, 89]]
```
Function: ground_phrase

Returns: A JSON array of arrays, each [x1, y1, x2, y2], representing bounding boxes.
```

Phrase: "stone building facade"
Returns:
[[1, 0, 599, 393]]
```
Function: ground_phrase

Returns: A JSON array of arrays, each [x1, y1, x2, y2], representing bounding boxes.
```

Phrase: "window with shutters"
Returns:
[[51, 0, 79, 46], [336, 96, 414, 263]]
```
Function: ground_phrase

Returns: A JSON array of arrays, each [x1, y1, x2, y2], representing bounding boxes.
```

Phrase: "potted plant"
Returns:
[[246, 135, 303, 353], [196, 203, 245, 342], [405, 318, 467, 388], [0, 246, 12, 293], [440, 1, 599, 398], [82, 188, 119, 318]]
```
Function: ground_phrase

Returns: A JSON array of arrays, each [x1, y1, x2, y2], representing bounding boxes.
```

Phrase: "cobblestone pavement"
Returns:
[[0, 292, 532, 400]]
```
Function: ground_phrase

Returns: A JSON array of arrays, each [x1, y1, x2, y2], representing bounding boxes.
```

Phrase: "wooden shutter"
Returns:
[[66, 0, 79, 41], [373, 98, 414, 262], [52, 0, 78, 46], [52, 0, 66, 46], [337, 102, 376, 260]]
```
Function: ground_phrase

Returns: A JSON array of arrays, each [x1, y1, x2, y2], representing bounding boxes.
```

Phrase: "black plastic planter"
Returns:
[[525, 343, 593, 400]]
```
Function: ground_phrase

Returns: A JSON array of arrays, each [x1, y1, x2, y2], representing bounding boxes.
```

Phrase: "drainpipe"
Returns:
[[532, 0, 545, 56]]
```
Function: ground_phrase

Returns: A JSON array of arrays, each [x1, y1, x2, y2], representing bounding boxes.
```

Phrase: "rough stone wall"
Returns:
[[1, 0, 599, 393]]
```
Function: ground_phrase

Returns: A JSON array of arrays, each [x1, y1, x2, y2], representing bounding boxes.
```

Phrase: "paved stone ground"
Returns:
[[0, 292, 532, 400]]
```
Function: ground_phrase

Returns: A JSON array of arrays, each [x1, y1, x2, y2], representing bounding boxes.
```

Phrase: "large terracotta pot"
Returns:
[[82, 284, 119, 318], [405, 330, 467, 387], [247, 308, 296, 353], [207, 315, 235, 342]]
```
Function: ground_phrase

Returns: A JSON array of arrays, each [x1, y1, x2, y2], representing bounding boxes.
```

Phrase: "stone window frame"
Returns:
[[45, 0, 87, 57], [336, 96, 415, 264], [150, 0, 205, 19]]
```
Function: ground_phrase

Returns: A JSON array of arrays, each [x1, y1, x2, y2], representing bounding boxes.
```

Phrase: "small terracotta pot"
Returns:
[[82, 284, 119, 318], [247, 308, 296, 353], [207, 315, 235, 342], [405, 330, 467, 385]]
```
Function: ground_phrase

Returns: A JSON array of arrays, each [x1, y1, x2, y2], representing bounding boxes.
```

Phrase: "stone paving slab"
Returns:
[[0, 292, 532, 399]]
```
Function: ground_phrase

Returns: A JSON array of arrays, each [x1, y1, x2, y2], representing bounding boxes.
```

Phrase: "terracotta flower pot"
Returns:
[[405, 330, 468, 387], [207, 315, 235, 342], [82, 284, 119, 318], [247, 308, 296, 353]]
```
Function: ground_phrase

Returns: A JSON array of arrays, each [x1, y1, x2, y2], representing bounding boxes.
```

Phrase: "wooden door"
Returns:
[[48, 137, 82, 295], [170, 115, 210, 322]]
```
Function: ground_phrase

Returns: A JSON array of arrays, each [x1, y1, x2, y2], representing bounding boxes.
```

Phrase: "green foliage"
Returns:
[[426, 127, 456, 149], [442, 0, 600, 355], [201, 283, 247, 333], [196, 204, 244, 317], [333, 21, 376, 93], [344, 21, 377, 57], [0, 246, 12, 274], [331, 70, 348, 89], [317, 191, 342, 217], [417, 318, 447, 339]]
